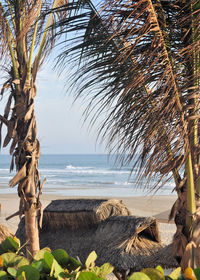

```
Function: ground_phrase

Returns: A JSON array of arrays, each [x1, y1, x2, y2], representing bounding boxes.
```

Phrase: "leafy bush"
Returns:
[[0, 237, 113, 279], [129, 266, 200, 280], [0, 237, 200, 280]]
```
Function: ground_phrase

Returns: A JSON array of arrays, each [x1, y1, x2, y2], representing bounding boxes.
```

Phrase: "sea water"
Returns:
[[0, 154, 175, 196]]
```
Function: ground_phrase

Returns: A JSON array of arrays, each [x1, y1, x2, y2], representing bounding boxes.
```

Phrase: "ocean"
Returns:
[[0, 154, 175, 196]]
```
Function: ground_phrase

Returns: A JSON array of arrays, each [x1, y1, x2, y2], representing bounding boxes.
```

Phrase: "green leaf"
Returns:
[[78, 271, 103, 280], [1, 252, 29, 268], [16, 266, 40, 280], [169, 267, 181, 280], [194, 268, 200, 279], [43, 252, 54, 273], [142, 268, 165, 280], [67, 257, 81, 271], [156, 266, 164, 276], [31, 260, 44, 272], [164, 277, 173, 280], [0, 237, 19, 254], [52, 249, 69, 267], [19, 271, 26, 280], [16, 271, 26, 280], [128, 272, 151, 280], [85, 251, 97, 268], [7, 267, 17, 277], [91, 267, 101, 275], [98, 263, 114, 277], [34, 248, 51, 261], [53, 259, 64, 279], [0, 271, 9, 280], [177, 275, 186, 280]]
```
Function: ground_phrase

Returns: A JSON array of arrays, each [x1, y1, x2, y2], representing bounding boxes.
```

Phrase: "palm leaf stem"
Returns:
[[148, 0, 186, 129], [6, 32, 19, 80], [27, 2, 42, 81], [33, 0, 57, 79], [0, 1, 16, 50], [17, 5, 26, 76], [189, 1, 200, 201], [150, 0, 197, 226], [186, 151, 196, 228], [190, 2, 198, 147], [156, 0, 174, 67], [145, 84, 182, 191], [198, 156, 200, 197], [7, 0, 16, 32]]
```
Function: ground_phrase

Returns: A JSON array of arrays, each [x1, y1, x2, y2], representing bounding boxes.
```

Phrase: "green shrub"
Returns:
[[0, 236, 114, 279], [0, 237, 199, 280]]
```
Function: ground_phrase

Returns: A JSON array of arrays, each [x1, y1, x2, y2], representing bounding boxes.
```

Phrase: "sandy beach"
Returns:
[[0, 193, 177, 245]]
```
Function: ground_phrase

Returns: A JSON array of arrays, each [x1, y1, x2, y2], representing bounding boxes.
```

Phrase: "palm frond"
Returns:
[[54, 0, 200, 190]]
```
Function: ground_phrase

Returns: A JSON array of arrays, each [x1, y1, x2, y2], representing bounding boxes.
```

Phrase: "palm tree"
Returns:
[[0, 0, 70, 257], [55, 0, 200, 269]]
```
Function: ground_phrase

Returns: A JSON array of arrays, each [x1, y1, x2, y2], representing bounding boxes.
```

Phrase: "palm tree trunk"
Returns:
[[25, 203, 40, 257], [10, 83, 41, 257]]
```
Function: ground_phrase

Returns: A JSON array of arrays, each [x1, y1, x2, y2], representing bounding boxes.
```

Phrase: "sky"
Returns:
[[35, 62, 106, 154], [0, 59, 106, 155]]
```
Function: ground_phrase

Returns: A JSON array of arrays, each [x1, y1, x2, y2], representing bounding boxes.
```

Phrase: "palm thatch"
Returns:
[[16, 200, 178, 272], [38, 215, 178, 272], [0, 224, 13, 243], [92, 216, 178, 271], [42, 199, 131, 230]]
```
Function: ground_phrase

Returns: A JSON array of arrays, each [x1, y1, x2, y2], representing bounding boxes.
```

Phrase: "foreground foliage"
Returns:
[[0, 237, 114, 279], [1, 237, 200, 280], [130, 266, 200, 280]]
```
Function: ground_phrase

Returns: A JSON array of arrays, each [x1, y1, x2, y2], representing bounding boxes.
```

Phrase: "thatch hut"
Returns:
[[38, 214, 178, 279], [0, 223, 13, 243], [42, 199, 131, 230], [91, 216, 178, 272], [16, 199, 178, 279]]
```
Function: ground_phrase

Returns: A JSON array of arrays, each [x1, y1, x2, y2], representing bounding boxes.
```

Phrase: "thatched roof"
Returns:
[[151, 243, 177, 268], [91, 216, 178, 271], [43, 199, 131, 230], [0, 223, 13, 243], [16, 199, 178, 272], [95, 216, 161, 249]]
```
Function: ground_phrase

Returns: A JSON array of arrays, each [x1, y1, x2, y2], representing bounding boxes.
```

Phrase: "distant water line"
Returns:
[[0, 154, 176, 196]]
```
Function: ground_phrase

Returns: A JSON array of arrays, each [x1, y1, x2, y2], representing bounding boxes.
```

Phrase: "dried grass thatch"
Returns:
[[95, 216, 161, 252], [92, 216, 176, 271], [16, 199, 178, 273], [39, 215, 178, 272], [43, 199, 131, 230], [0, 223, 13, 243]]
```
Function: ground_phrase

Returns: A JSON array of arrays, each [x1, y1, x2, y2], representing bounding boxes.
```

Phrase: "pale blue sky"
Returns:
[[0, 60, 106, 155], [35, 62, 106, 154]]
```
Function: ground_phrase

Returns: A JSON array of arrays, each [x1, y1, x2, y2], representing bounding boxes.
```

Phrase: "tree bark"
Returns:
[[8, 81, 42, 258]]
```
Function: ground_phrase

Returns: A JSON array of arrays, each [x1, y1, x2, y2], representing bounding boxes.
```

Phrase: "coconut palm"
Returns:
[[0, 0, 72, 257], [55, 0, 200, 269]]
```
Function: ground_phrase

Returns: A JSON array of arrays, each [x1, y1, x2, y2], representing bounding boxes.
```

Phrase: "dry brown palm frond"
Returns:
[[180, 241, 197, 270], [172, 225, 188, 260], [15, 0, 42, 40], [54, 0, 200, 191]]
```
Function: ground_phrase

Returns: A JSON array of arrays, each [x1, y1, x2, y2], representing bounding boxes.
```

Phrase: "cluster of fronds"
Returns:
[[55, 0, 200, 190]]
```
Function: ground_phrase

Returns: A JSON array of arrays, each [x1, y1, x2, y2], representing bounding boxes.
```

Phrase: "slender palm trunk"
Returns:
[[10, 82, 41, 257]]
